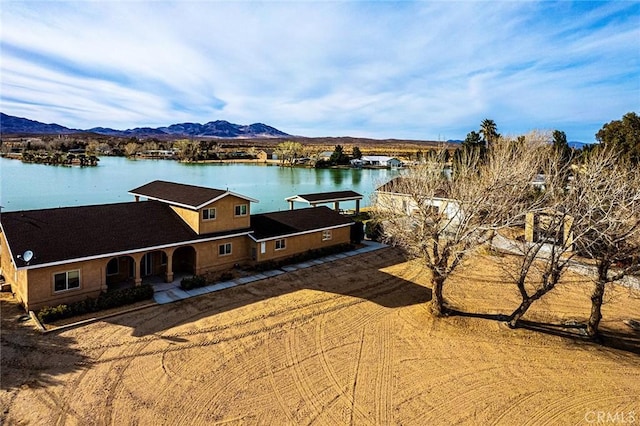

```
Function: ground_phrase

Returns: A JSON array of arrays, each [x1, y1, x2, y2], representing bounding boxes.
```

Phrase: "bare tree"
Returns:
[[569, 148, 640, 338], [497, 144, 577, 328], [373, 138, 545, 315], [275, 141, 303, 166], [173, 139, 198, 162], [123, 142, 140, 158]]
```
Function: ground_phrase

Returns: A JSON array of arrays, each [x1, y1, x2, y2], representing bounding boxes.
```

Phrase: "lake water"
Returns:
[[0, 157, 400, 213]]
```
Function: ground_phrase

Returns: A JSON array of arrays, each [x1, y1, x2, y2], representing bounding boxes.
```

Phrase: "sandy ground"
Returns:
[[1, 247, 639, 425]]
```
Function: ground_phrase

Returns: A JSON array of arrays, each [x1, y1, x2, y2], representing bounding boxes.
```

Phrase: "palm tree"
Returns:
[[480, 119, 499, 147]]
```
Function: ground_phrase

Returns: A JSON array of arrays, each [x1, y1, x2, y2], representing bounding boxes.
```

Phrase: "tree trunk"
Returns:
[[431, 275, 446, 316], [508, 298, 533, 328], [587, 280, 606, 338]]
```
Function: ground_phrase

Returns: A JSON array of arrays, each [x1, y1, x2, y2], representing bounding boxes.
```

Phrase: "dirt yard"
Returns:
[[2, 247, 639, 425]]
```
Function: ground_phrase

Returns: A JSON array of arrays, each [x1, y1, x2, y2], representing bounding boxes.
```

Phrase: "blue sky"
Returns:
[[1, 1, 638, 142]]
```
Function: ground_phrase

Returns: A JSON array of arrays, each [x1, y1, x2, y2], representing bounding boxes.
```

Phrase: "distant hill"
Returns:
[[0, 113, 79, 134], [0, 113, 290, 138]]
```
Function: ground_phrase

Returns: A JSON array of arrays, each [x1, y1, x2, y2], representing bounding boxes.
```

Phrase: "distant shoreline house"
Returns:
[[0, 181, 355, 311], [351, 155, 403, 168]]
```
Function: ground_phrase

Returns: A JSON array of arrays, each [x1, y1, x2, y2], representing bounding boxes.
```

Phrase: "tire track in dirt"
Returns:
[[349, 327, 366, 425], [70, 285, 357, 352], [315, 311, 369, 422], [284, 327, 331, 424], [264, 341, 298, 425], [523, 391, 640, 426], [374, 316, 394, 426], [75, 280, 409, 366], [489, 390, 541, 426], [71, 307, 213, 425]]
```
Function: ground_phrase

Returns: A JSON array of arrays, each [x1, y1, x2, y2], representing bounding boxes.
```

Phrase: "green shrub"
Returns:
[[219, 272, 234, 281], [364, 220, 383, 241], [36, 284, 154, 324], [180, 275, 207, 290]]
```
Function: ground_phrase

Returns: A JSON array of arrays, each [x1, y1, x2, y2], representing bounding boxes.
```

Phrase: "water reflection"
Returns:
[[1, 157, 402, 213], [330, 169, 344, 186]]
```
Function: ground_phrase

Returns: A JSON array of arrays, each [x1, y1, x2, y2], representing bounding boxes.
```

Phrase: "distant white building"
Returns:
[[374, 177, 462, 224], [351, 155, 403, 168]]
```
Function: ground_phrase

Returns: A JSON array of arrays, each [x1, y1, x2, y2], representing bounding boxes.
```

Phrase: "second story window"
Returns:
[[235, 204, 248, 216], [203, 208, 216, 220]]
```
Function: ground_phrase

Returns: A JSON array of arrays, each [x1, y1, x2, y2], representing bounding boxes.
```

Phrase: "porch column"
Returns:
[[334, 201, 339, 211], [165, 249, 175, 283], [132, 253, 143, 286], [289, 200, 295, 210], [355, 199, 360, 214]]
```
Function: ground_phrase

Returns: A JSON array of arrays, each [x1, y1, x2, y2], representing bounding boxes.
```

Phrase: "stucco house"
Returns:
[[0, 180, 354, 311], [374, 177, 461, 223], [351, 155, 403, 168]]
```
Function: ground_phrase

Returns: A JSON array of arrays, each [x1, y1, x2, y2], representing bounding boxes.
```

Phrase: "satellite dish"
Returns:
[[22, 250, 34, 263]]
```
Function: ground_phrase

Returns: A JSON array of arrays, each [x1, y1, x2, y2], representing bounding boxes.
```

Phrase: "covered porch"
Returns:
[[104, 245, 197, 290], [285, 190, 363, 215]]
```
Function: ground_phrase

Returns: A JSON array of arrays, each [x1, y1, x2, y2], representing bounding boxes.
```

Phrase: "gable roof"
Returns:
[[1, 201, 251, 270], [129, 180, 258, 210], [250, 206, 353, 241], [285, 190, 363, 205], [376, 177, 450, 199]]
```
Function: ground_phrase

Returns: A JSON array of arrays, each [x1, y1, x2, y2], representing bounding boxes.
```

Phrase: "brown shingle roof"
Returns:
[[250, 206, 353, 240], [129, 180, 227, 209], [285, 190, 363, 204], [1, 201, 250, 268]]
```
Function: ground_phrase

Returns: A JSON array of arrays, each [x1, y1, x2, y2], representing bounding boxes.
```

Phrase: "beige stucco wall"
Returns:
[[200, 195, 251, 234], [193, 235, 251, 274], [1, 231, 29, 309], [23, 258, 107, 312], [171, 195, 252, 235], [254, 226, 351, 263], [171, 206, 200, 233]]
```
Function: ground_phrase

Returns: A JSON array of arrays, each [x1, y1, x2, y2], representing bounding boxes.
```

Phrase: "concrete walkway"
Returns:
[[152, 241, 388, 304]]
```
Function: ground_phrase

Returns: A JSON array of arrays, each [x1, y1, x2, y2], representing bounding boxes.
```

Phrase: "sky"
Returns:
[[1, 1, 638, 142]]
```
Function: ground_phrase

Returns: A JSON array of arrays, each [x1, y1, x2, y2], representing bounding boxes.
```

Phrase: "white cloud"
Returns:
[[1, 1, 638, 141]]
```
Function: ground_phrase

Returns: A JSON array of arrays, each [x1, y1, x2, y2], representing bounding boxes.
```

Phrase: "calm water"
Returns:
[[0, 157, 400, 213]]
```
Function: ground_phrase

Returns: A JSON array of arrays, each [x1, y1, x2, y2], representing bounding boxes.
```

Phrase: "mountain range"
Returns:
[[0, 113, 291, 138]]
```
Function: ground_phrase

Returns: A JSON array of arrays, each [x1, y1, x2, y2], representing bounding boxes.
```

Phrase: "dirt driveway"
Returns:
[[2, 247, 639, 425]]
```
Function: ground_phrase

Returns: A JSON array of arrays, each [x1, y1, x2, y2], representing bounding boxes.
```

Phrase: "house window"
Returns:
[[322, 230, 332, 241], [275, 239, 286, 250], [219, 243, 232, 256], [106, 258, 119, 276], [160, 252, 168, 266], [203, 208, 216, 220], [260, 242, 266, 254], [54, 270, 80, 292], [235, 204, 248, 216]]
